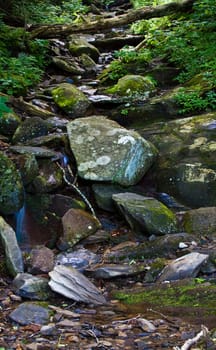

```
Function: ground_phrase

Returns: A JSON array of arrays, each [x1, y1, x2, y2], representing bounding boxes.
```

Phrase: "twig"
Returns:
[[57, 161, 98, 220], [173, 325, 209, 350]]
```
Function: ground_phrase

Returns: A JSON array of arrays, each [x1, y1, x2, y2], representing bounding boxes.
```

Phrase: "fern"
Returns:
[[0, 96, 12, 117]]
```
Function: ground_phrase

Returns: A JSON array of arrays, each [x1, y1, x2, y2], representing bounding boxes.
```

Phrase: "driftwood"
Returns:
[[28, 0, 194, 39]]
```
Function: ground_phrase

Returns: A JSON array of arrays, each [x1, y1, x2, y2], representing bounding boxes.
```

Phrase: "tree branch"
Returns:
[[28, 0, 195, 39]]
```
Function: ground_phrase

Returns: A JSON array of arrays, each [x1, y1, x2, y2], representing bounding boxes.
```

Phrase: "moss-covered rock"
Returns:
[[112, 193, 178, 236], [0, 151, 24, 215], [27, 159, 63, 193], [183, 207, 216, 235], [51, 83, 91, 117], [0, 111, 21, 136], [60, 208, 101, 249], [12, 154, 39, 185], [106, 74, 156, 97], [139, 112, 216, 207], [12, 117, 49, 144], [68, 36, 100, 62]]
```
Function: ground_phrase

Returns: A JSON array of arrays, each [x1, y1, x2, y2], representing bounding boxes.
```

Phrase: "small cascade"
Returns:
[[15, 204, 28, 246]]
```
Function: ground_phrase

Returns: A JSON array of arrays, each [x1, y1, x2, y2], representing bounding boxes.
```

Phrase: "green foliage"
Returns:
[[175, 88, 216, 114], [131, 0, 216, 113], [11, 0, 89, 24], [114, 46, 152, 64], [0, 22, 49, 95], [0, 96, 12, 117], [106, 60, 128, 82], [0, 54, 44, 95], [105, 47, 152, 83]]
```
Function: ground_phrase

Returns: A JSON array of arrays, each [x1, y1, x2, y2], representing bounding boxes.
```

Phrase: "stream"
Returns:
[[0, 2, 216, 349]]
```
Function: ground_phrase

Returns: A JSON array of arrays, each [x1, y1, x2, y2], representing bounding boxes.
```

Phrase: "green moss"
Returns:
[[106, 74, 156, 97], [114, 279, 216, 311]]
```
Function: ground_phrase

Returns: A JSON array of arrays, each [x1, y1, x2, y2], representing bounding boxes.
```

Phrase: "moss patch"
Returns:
[[114, 279, 216, 312]]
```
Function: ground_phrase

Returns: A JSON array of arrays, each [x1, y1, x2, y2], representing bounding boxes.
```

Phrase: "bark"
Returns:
[[29, 0, 195, 39]]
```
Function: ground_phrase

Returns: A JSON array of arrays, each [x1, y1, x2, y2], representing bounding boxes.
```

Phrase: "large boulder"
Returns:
[[67, 116, 157, 186], [112, 192, 178, 236], [51, 83, 91, 117], [140, 112, 216, 207], [0, 152, 24, 215]]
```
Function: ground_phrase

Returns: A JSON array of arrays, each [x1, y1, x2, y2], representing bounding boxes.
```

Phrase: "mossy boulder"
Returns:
[[112, 193, 178, 236], [51, 83, 91, 117], [12, 117, 49, 144], [68, 36, 100, 62], [0, 152, 24, 215], [140, 112, 216, 207], [52, 56, 84, 75], [106, 74, 156, 97], [0, 111, 21, 136], [183, 207, 216, 235]]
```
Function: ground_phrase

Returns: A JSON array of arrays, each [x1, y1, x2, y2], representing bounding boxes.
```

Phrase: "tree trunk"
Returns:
[[29, 0, 194, 39]]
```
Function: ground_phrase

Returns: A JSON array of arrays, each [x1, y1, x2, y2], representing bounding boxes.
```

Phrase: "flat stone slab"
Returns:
[[49, 265, 106, 305]]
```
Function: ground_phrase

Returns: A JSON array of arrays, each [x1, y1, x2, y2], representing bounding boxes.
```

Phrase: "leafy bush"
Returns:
[[0, 96, 12, 117], [175, 88, 216, 114], [0, 22, 49, 95], [11, 0, 89, 24], [0, 54, 44, 95]]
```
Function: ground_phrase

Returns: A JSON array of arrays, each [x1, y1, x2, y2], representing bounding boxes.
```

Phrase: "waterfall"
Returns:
[[15, 204, 28, 245]]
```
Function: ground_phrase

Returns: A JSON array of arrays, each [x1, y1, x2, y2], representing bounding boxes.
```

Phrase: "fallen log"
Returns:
[[28, 0, 194, 39]]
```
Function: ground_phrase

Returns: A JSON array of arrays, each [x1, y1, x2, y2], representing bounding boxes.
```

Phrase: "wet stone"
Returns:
[[9, 302, 51, 325]]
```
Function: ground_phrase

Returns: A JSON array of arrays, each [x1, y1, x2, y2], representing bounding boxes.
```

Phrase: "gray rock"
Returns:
[[13, 273, 50, 300], [60, 208, 101, 249], [12, 117, 49, 144], [52, 56, 84, 74], [112, 192, 178, 236], [10, 145, 61, 159], [0, 217, 24, 277], [92, 184, 128, 212], [158, 252, 209, 282], [67, 116, 157, 186], [28, 247, 55, 275], [55, 247, 100, 272], [9, 302, 51, 325], [183, 207, 216, 235], [86, 263, 147, 279], [49, 265, 106, 305]]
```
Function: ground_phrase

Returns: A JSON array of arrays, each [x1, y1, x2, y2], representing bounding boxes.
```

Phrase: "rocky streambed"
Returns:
[[0, 4, 216, 349]]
